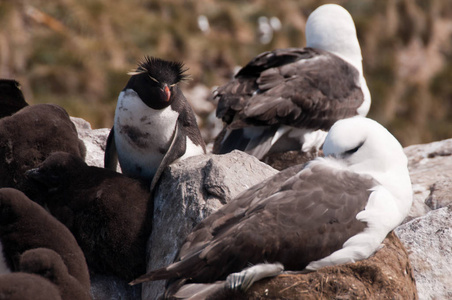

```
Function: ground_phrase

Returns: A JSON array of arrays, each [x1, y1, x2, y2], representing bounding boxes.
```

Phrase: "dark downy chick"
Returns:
[[26, 152, 153, 281]]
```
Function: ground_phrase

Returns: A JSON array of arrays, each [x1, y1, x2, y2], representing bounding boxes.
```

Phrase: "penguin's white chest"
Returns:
[[114, 89, 178, 179]]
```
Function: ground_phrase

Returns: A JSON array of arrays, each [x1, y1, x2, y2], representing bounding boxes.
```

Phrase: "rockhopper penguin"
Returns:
[[105, 57, 206, 190]]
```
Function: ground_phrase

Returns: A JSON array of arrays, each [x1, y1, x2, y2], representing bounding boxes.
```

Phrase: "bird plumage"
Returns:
[[26, 152, 153, 281], [0, 247, 91, 300], [19, 248, 91, 300], [0, 272, 62, 300], [213, 4, 370, 167], [216, 48, 365, 130], [0, 188, 90, 290], [0, 104, 86, 200]]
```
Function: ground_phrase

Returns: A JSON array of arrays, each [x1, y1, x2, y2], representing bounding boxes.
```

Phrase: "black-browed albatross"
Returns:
[[213, 4, 371, 164], [130, 117, 413, 299]]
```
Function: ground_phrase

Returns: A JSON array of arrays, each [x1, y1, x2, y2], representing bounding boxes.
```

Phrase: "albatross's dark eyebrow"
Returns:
[[343, 141, 365, 156]]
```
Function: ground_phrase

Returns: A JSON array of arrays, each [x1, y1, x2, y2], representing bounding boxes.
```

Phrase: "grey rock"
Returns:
[[90, 274, 141, 300], [143, 151, 278, 300], [396, 206, 452, 300], [424, 179, 452, 210], [70, 117, 112, 168], [404, 138, 452, 220]]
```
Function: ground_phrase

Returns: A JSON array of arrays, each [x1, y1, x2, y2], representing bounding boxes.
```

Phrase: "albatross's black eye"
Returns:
[[344, 141, 364, 156]]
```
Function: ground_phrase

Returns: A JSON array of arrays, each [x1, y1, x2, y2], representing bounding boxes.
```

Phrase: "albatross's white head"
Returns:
[[323, 116, 413, 217], [306, 4, 370, 116], [306, 4, 362, 73]]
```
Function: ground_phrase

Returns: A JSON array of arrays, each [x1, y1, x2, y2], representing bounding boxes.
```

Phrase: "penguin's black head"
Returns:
[[125, 56, 188, 110]]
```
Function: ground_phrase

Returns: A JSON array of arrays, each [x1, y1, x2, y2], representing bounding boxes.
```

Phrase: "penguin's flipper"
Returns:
[[150, 122, 186, 194], [104, 126, 119, 171]]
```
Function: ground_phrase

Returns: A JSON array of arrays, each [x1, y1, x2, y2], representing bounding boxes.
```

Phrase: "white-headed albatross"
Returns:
[[213, 4, 371, 164], [129, 117, 412, 299]]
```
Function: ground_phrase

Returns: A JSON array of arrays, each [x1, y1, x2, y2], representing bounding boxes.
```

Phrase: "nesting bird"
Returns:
[[0, 103, 86, 199], [104, 57, 206, 190], [130, 117, 412, 299], [0, 272, 62, 300], [213, 4, 370, 168], [26, 152, 153, 281], [0, 188, 90, 291], [0, 248, 91, 300], [18, 248, 91, 300]]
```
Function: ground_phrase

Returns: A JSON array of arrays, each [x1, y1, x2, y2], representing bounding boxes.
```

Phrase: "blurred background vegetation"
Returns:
[[1, 0, 451, 146]]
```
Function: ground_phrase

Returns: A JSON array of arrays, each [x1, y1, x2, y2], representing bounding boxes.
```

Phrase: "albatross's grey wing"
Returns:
[[216, 48, 364, 129], [214, 48, 365, 157]]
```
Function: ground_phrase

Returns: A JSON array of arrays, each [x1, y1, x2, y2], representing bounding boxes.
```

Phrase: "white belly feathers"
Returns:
[[114, 89, 179, 178]]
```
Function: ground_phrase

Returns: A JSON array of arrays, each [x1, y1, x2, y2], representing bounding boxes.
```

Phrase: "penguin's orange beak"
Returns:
[[163, 85, 171, 102]]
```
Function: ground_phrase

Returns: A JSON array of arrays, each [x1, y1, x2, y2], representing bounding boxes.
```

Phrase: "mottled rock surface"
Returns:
[[71, 117, 111, 168], [90, 274, 141, 300], [396, 206, 452, 300], [404, 138, 452, 220]]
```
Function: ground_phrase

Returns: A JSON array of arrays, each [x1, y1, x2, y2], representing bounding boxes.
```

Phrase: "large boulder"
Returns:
[[396, 138, 452, 299]]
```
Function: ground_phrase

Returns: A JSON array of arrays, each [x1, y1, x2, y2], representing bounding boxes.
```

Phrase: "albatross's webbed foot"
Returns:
[[226, 262, 284, 292]]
